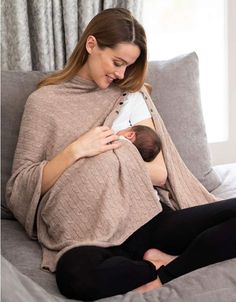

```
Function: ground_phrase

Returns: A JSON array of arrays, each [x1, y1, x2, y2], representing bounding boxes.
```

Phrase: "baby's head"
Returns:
[[117, 125, 161, 162]]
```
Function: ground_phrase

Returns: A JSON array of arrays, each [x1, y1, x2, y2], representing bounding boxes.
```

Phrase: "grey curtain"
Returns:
[[1, 0, 143, 71]]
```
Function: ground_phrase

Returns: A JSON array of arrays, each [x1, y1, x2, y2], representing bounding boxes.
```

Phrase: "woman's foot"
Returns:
[[143, 248, 177, 269], [133, 277, 162, 293], [133, 249, 178, 293]]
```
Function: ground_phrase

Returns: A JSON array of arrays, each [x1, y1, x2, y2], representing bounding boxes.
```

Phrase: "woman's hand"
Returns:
[[41, 126, 121, 195], [70, 126, 121, 160]]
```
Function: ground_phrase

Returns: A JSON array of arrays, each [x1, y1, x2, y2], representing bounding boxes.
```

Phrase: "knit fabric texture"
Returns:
[[6, 76, 217, 272]]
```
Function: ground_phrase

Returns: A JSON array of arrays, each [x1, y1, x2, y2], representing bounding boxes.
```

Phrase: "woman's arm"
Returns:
[[41, 126, 121, 195], [134, 118, 167, 187]]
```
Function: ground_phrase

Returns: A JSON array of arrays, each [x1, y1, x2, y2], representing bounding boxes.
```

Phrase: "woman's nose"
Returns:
[[115, 67, 126, 80]]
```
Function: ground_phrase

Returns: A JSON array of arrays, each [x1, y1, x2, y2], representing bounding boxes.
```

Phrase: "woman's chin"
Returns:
[[97, 80, 111, 90]]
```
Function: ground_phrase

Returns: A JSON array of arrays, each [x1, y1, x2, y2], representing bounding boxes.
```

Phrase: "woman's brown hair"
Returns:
[[38, 8, 147, 91]]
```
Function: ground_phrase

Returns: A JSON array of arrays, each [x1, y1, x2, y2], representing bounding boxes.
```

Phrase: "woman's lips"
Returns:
[[106, 75, 114, 83]]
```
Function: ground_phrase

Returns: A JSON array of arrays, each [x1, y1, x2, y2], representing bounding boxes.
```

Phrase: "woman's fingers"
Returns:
[[103, 134, 119, 145], [99, 125, 111, 132], [99, 128, 115, 138], [95, 127, 122, 153], [73, 126, 123, 158], [97, 126, 120, 145], [101, 140, 122, 152]]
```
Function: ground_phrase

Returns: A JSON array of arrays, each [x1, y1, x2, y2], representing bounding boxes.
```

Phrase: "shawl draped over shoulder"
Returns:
[[6, 76, 216, 272]]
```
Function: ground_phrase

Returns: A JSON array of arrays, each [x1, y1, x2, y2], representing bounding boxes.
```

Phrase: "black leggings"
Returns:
[[56, 198, 236, 301]]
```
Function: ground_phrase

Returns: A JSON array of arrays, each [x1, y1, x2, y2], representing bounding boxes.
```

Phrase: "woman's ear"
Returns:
[[86, 35, 97, 54]]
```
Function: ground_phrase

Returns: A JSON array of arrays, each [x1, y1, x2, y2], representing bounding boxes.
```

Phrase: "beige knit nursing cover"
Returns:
[[6, 76, 216, 272]]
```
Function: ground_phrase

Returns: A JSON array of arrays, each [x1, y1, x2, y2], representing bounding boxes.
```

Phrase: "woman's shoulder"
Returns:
[[126, 90, 147, 106], [29, 84, 58, 99], [26, 84, 61, 108], [127, 91, 143, 99]]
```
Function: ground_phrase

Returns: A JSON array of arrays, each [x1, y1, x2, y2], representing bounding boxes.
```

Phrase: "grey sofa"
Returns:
[[1, 53, 236, 302]]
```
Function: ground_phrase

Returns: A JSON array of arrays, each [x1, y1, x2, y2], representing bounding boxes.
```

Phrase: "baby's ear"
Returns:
[[125, 131, 136, 142]]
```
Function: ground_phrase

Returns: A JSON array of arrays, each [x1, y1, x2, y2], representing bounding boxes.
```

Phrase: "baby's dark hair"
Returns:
[[132, 125, 162, 162]]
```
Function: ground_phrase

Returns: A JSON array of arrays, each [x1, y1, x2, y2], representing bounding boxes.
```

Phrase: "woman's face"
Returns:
[[78, 36, 141, 89]]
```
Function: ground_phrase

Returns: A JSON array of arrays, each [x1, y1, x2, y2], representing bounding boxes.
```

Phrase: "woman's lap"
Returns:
[[56, 198, 236, 300], [56, 245, 157, 300]]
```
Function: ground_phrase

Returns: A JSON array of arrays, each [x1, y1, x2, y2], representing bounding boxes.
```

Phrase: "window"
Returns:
[[143, 0, 227, 143]]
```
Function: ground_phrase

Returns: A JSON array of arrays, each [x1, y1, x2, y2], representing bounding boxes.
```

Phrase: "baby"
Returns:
[[117, 125, 162, 162]]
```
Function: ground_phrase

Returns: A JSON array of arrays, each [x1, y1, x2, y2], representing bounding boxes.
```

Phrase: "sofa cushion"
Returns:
[[1, 71, 45, 218], [212, 163, 236, 199], [1, 219, 59, 296], [147, 52, 221, 191]]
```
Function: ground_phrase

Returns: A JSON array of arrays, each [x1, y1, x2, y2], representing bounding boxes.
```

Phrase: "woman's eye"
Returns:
[[113, 61, 122, 67]]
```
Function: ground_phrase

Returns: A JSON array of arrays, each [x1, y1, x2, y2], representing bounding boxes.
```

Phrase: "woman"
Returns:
[[6, 8, 236, 301]]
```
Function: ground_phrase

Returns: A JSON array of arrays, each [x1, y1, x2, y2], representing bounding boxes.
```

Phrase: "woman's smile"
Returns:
[[106, 75, 115, 83]]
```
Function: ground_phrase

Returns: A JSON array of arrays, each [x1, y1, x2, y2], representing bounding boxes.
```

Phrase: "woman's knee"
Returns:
[[194, 217, 236, 255], [56, 246, 112, 301]]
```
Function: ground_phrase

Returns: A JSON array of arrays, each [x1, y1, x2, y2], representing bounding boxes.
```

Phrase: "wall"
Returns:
[[209, 0, 236, 165]]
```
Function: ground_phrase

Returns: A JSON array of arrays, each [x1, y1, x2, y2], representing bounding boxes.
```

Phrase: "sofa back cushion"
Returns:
[[1, 71, 45, 218], [147, 52, 220, 191], [1, 53, 221, 218]]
